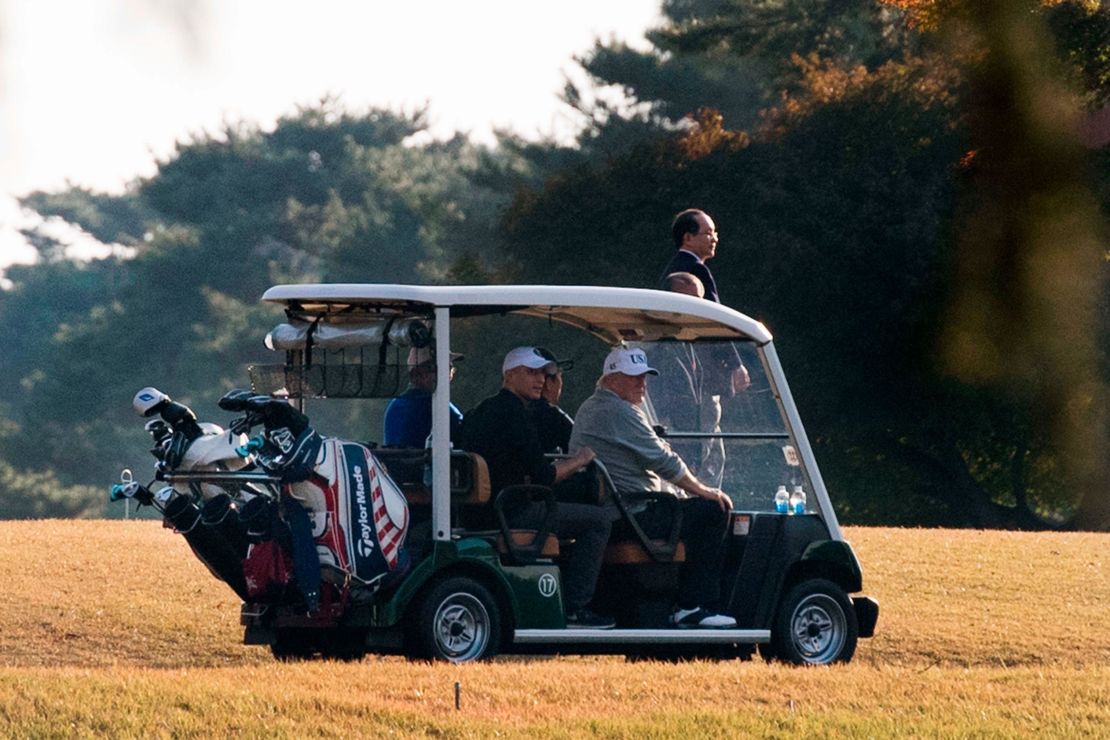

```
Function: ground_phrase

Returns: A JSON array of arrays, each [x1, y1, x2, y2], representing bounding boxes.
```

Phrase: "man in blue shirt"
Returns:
[[383, 347, 463, 447]]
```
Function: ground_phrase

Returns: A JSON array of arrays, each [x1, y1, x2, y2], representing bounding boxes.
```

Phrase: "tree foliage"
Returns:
[[2, 3, 1107, 530], [0, 100, 522, 513], [501, 0, 1109, 529]]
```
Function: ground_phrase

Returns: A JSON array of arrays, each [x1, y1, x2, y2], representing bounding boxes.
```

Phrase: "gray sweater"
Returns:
[[569, 387, 690, 495]]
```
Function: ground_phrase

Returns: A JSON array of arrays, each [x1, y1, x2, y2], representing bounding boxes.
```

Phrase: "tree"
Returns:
[[498, 0, 1110, 529], [0, 101, 523, 513], [564, 0, 912, 153], [927, 0, 1110, 528]]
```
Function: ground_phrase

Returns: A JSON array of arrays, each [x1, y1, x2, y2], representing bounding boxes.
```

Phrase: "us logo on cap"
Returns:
[[602, 346, 659, 377]]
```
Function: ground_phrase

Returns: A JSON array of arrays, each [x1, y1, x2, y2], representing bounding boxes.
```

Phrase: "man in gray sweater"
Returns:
[[569, 346, 737, 629]]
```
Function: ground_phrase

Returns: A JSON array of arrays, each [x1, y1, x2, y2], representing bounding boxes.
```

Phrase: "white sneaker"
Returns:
[[670, 606, 737, 629]]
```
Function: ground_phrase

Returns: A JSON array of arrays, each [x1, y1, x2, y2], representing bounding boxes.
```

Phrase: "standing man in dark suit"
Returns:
[[660, 209, 720, 303]]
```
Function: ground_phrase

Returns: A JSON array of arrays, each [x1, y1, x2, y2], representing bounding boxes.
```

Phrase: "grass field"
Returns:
[[0, 521, 1106, 737]]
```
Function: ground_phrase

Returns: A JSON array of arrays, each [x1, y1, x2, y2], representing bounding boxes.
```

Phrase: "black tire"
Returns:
[[270, 628, 318, 661], [320, 628, 368, 662], [411, 576, 501, 663], [771, 578, 858, 665]]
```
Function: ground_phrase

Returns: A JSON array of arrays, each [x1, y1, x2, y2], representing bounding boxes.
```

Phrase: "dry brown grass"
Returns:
[[0, 521, 1106, 736], [0, 520, 260, 669], [845, 527, 1109, 668]]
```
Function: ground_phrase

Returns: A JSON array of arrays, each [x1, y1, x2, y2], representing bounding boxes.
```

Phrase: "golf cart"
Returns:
[[231, 283, 877, 664]]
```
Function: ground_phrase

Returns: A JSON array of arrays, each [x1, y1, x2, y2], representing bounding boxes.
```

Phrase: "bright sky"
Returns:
[[0, 0, 661, 272]]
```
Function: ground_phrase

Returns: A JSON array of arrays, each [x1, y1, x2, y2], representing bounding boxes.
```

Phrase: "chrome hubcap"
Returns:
[[790, 593, 846, 664], [433, 592, 490, 662]]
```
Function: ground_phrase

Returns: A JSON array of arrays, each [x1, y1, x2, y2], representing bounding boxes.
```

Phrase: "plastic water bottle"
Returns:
[[774, 485, 789, 514], [790, 485, 806, 515]]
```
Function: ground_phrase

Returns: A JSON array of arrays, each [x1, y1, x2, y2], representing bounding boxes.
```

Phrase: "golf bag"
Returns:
[[115, 387, 411, 613], [218, 390, 411, 607]]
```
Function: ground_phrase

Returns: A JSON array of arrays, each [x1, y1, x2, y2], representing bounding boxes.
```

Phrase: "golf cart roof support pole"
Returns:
[[431, 306, 452, 542], [761, 341, 844, 542]]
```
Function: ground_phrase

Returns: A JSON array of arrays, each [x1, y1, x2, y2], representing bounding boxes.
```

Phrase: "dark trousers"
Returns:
[[510, 501, 611, 613], [613, 496, 729, 609]]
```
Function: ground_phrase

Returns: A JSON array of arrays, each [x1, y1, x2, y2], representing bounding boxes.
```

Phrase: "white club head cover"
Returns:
[[133, 387, 170, 417]]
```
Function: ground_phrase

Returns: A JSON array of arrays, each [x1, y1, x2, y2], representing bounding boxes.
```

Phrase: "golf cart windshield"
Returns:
[[635, 339, 799, 513]]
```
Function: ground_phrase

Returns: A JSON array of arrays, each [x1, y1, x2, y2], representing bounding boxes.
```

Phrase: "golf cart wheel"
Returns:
[[771, 578, 858, 665], [320, 628, 368, 662], [270, 628, 318, 661], [412, 576, 501, 663]]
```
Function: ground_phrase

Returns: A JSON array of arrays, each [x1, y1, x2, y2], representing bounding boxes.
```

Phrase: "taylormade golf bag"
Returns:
[[113, 387, 410, 614]]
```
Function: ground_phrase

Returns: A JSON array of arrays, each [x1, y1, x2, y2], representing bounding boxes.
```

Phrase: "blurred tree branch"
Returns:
[[936, 0, 1110, 528]]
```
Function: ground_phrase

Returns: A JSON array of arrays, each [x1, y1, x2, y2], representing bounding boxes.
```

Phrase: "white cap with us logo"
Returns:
[[602, 347, 659, 377]]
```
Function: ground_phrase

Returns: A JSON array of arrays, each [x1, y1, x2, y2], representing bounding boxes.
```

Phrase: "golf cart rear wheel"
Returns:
[[412, 576, 501, 663], [270, 628, 317, 661], [321, 628, 367, 662], [772, 578, 858, 665]]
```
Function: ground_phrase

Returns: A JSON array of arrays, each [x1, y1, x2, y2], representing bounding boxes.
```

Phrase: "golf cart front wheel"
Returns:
[[772, 578, 858, 665], [412, 576, 501, 663]]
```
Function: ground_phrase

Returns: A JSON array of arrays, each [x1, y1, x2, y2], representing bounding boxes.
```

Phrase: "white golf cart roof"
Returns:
[[261, 284, 772, 345], [261, 282, 841, 541]]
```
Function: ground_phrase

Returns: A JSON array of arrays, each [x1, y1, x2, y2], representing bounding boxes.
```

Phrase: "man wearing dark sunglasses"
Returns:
[[530, 346, 575, 454]]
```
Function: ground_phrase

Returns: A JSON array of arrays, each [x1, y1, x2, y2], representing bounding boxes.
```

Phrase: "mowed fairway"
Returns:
[[0, 521, 1106, 737]]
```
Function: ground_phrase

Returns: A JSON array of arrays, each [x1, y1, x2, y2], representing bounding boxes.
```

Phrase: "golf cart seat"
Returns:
[[373, 449, 558, 563], [496, 529, 561, 559], [372, 447, 490, 508], [604, 539, 686, 565], [491, 484, 561, 564], [591, 460, 687, 565]]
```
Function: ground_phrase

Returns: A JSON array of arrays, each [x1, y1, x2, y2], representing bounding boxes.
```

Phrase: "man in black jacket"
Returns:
[[460, 346, 613, 629], [659, 208, 721, 303]]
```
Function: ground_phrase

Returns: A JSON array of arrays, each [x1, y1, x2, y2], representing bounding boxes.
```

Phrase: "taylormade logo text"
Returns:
[[353, 465, 375, 556]]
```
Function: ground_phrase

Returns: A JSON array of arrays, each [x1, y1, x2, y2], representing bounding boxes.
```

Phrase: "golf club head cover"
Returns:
[[218, 390, 309, 435], [135, 387, 203, 440], [259, 427, 323, 483], [133, 387, 170, 417], [218, 389, 317, 480], [217, 389, 272, 413], [163, 430, 190, 470]]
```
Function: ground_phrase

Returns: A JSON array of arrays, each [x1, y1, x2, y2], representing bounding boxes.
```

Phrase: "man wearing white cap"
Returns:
[[383, 346, 464, 448], [569, 346, 737, 629], [460, 347, 613, 629]]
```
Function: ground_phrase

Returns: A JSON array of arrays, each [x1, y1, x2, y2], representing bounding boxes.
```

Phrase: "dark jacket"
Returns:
[[459, 388, 555, 497], [659, 249, 719, 303], [530, 398, 574, 454]]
